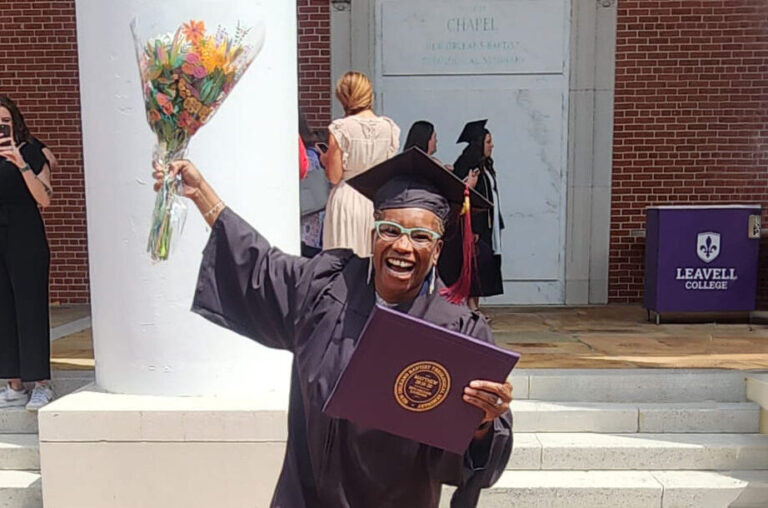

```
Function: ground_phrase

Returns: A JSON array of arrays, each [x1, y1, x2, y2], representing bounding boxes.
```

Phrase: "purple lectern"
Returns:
[[644, 205, 762, 318]]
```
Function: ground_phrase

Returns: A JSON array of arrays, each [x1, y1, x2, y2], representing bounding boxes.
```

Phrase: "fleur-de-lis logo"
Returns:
[[696, 232, 720, 263]]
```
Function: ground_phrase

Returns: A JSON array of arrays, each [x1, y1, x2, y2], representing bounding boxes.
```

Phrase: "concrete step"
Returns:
[[0, 470, 41, 508], [0, 436, 38, 471], [0, 411, 35, 436], [511, 369, 749, 403], [0, 371, 94, 399], [506, 433, 768, 471], [511, 400, 760, 433], [0, 372, 94, 434], [442, 470, 768, 508]]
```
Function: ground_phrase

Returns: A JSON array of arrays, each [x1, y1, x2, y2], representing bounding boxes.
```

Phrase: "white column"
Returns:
[[39, 2, 296, 506], [77, 0, 297, 398]]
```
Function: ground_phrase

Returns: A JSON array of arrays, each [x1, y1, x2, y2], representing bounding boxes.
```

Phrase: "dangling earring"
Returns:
[[367, 256, 373, 285], [368, 234, 376, 285], [428, 265, 436, 295]]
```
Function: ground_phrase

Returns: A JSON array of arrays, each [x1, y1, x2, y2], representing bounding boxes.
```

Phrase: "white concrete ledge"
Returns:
[[39, 384, 288, 442], [38, 385, 289, 508]]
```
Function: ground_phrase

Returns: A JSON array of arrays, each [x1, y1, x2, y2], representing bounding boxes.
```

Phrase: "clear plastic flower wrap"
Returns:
[[131, 16, 264, 261]]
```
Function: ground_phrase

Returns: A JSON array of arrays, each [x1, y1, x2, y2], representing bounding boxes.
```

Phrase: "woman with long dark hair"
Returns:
[[403, 120, 436, 154], [404, 120, 454, 171], [0, 95, 55, 411], [438, 119, 503, 314]]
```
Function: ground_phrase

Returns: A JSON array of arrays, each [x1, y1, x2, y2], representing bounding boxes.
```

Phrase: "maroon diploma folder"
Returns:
[[323, 304, 520, 454]]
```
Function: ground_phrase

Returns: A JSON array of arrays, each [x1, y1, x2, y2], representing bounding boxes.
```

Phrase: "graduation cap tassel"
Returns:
[[440, 185, 477, 305]]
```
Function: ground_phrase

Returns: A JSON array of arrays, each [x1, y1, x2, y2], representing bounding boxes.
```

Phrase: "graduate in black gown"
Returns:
[[438, 120, 504, 313], [153, 148, 513, 508]]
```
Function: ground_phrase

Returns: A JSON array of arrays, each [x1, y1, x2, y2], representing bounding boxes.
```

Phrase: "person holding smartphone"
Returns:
[[0, 95, 55, 411]]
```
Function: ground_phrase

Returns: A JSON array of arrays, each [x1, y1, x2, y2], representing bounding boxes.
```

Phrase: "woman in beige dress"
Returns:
[[322, 72, 400, 257]]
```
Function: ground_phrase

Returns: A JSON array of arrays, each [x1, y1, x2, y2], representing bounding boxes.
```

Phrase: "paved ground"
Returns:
[[488, 306, 768, 369], [49, 304, 768, 371]]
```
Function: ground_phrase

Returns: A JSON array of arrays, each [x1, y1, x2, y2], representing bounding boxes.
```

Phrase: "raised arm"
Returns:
[[154, 160, 314, 351], [0, 141, 53, 208]]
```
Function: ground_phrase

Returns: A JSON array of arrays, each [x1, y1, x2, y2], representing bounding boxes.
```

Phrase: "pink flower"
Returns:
[[155, 92, 170, 107], [178, 110, 192, 128], [192, 66, 207, 79], [157, 45, 168, 64], [182, 63, 195, 75], [185, 52, 200, 65], [161, 102, 174, 115]]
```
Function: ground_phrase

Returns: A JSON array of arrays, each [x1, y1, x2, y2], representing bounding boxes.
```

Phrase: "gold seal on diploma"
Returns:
[[394, 361, 451, 412]]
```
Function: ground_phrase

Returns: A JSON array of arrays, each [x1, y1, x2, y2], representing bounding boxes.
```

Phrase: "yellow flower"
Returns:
[[198, 106, 212, 122], [199, 36, 231, 73], [184, 97, 201, 114]]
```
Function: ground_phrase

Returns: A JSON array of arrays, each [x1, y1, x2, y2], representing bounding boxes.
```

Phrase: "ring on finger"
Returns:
[[495, 396, 503, 407]]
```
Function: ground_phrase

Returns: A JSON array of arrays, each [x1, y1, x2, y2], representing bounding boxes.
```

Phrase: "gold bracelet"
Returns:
[[203, 201, 225, 219]]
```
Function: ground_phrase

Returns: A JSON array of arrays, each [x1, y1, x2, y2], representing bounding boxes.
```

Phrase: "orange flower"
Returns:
[[155, 92, 171, 107], [147, 109, 161, 123], [182, 20, 205, 44]]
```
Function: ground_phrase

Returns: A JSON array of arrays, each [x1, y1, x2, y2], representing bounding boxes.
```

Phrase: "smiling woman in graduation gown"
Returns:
[[158, 149, 513, 508]]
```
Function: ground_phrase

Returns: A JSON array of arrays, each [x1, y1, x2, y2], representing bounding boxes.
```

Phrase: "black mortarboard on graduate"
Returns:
[[347, 147, 491, 304], [456, 119, 488, 144]]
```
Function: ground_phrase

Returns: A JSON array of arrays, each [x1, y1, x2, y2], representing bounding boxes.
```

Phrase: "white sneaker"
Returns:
[[25, 384, 54, 411], [0, 384, 29, 408]]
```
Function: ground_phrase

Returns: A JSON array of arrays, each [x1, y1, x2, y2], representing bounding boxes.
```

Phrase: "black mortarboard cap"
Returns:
[[346, 148, 491, 222], [456, 119, 488, 144]]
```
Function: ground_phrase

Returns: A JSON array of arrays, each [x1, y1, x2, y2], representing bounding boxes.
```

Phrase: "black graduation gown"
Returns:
[[438, 155, 504, 297], [192, 208, 513, 508]]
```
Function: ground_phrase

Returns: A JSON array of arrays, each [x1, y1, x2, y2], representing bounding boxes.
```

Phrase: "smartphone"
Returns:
[[0, 124, 11, 147], [316, 142, 328, 153]]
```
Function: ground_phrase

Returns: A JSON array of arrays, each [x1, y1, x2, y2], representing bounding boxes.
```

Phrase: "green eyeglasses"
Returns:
[[374, 220, 441, 247]]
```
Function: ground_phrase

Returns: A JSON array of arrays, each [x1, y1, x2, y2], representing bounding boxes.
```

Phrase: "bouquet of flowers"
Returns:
[[132, 18, 264, 261]]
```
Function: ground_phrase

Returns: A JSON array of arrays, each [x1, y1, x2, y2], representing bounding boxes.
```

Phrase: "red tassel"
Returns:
[[440, 186, 477, 304]]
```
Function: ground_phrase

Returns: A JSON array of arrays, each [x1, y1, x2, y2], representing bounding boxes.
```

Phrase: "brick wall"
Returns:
[[0, 1, 89, 304], [611, 0, 768, 307], [10, 1, 763, 308], [0, 1, 332, 305], [297, 0, 332, 131]]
